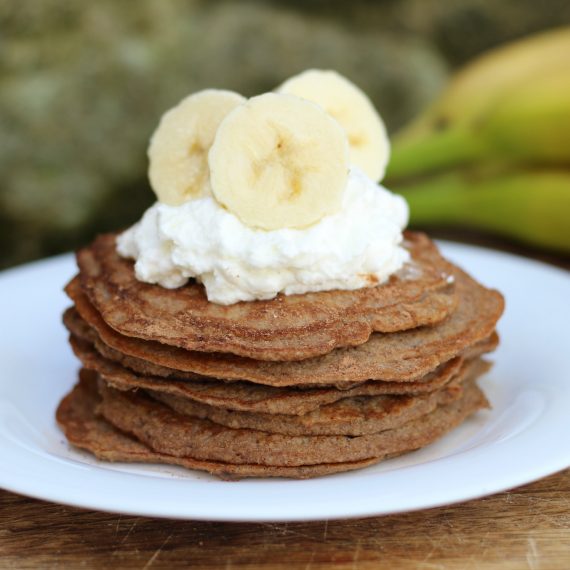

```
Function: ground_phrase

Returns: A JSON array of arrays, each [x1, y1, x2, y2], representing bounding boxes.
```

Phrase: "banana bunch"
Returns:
[[148, 70, 389, 230], [385, 28, 570, 252]]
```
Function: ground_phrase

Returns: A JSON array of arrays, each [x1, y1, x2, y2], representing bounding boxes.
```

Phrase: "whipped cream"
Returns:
[[117, 167, 410, 305]]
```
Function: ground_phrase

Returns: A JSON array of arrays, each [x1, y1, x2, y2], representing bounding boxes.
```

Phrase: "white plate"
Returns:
[[0, 242, 569, 522]]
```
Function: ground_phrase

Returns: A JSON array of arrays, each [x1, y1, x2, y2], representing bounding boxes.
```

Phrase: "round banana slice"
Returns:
[[208, 93, 349, 231], [278, 69, 390, 182], [148, 89, 246, 206]]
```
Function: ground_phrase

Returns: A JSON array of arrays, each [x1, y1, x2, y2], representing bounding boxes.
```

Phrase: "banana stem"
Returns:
[[393, 169, 570, 252], [386, 128, 489, 180]]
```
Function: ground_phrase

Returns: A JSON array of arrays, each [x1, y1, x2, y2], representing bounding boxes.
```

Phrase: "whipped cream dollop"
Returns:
[[117, 167, 410, 305]]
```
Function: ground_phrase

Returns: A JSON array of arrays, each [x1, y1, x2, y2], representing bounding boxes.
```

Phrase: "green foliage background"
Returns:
[[1, 0, 569, 267]]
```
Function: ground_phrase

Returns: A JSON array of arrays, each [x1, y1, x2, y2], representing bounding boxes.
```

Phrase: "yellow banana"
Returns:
[[396, 167, 570, 252], [387, 28, 570, 179]]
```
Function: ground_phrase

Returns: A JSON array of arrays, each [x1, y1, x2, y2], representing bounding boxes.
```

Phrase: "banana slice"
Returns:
[[278, 69, 390, 182], [148, 89, 246, 206], [208, 93, 349, 231]]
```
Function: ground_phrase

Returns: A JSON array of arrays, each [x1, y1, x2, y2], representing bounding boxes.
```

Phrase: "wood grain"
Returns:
[[1, 469, 569, 569]]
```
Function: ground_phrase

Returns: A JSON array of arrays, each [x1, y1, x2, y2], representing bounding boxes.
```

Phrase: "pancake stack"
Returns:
[[57, 231, 504, 479]]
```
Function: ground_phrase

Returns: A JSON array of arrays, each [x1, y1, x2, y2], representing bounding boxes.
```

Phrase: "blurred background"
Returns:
[[1, 0, 569, 269]]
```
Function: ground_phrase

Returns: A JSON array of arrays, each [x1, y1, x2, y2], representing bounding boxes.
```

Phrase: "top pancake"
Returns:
[[65, 265, 503, 386], [75, 231, 457, 361]]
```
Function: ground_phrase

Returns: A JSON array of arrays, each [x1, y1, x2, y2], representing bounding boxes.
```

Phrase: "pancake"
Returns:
[[97, 374, 489, 467], [65, 307, 498, 394], [64, 305, 489, 385], [56, 370, 383, 480], [68, 331, 497, 417], [58, 224, 503, 480], [148, 359, 490, 436], [75, 231, 458, 361], [64, 266, 503, 386]]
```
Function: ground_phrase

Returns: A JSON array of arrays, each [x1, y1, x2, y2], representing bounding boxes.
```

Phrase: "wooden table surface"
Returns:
[[1, 233, 569, 569], [1, 470, 569, 569]]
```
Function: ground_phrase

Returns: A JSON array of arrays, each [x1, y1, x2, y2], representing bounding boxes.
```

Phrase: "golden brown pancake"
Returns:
[[56, 370, 382, 479], [56, 370, 488, 478], [68, 332, 497, 416], [148, 359, 490, 436], [57, 225, 503, 480], [96, 374, 489, 467], [65, 266, 503, 386], [75, 232, 458, 361]]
